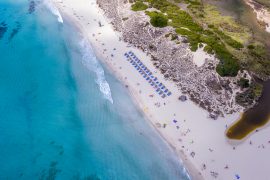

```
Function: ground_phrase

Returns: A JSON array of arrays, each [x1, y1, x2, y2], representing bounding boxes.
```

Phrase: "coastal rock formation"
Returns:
[[97, 0, 247, 117]]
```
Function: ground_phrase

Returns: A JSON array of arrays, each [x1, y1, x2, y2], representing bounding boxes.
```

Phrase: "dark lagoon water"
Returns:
[[0, 1, 190, 179], [226, 80, 270, 139], [202, 0, 270, 139]]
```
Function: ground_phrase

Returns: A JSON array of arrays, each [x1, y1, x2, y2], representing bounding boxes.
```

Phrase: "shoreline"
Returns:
[[51, 0, 270, 179], [100, 58, 200, 180], [56, 6, 201, 180]]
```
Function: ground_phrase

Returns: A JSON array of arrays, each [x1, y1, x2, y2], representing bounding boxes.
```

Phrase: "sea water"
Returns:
[[0, 1, 190, 179]]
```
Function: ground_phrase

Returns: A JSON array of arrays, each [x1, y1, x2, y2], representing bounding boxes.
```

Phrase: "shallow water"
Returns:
[[0, 1, 190, 179]]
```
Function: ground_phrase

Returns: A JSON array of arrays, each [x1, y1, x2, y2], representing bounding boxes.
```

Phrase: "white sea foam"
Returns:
[[79, 39, 114, 104], [43, 0, 63, 23]]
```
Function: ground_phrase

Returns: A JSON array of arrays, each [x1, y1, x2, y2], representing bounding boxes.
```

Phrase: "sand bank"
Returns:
[[192, 44, 212, 67]]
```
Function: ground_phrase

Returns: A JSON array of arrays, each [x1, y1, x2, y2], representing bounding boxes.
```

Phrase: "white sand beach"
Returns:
[[51, 0, 270, 179], [192, 45, 212, 67]]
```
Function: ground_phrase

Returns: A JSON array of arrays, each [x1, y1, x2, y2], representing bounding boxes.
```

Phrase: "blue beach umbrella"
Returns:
[[235, 174, 240, 179]]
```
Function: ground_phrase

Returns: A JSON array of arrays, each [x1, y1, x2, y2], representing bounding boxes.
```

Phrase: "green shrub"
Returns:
[[208, 24, 214, 28], [171, 34, 178, 40], [213, 28, 244, 49], [247, 44, 255, 49], [252, 82, 263, 98], [203, 45, 213, 54], [147, 11, 168, 27], [216, 57, 240, 77], [238, 78, 250, 88], [249, 45, 266, 57], [131, 1, 148, 11]]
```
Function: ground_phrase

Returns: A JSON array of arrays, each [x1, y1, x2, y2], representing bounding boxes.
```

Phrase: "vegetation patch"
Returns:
[[136, 0, 240, 76], [131, 1, 148, 11], [238, 78, 250, 89], [146, 11, 168, 27], [131, 0, 269, 81], [202, 5, 251, 44], [246, 43, 270, 78], [236, 82, 263, 107]]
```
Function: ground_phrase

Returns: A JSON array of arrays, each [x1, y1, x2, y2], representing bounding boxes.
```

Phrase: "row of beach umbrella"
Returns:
[[124, 51, 172, 98]]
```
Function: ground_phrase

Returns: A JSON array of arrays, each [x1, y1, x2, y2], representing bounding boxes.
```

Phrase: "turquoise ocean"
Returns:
[[0, 1, 190, 179]]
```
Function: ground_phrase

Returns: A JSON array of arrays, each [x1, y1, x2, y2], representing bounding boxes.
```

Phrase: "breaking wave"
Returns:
[[79, 39, 114, 104], [43, 0, 63, 23]]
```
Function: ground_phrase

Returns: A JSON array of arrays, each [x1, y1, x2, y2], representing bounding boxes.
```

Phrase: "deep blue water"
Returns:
[[0, 1, 190, 179]]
